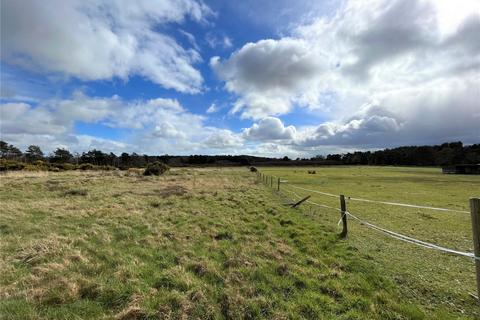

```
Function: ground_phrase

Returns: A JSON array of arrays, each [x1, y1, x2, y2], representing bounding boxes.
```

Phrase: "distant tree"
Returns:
[[326, 154, 341, 161], [1, 142, 23, 160], [80, 149, 108, 165], [51, 148, 73, 163], [25, 145, 44, 162], [0, 141, 9, 158], [282, 156, 290, 161], [12, 147, 23, 159], [311, 155, 325, 161]]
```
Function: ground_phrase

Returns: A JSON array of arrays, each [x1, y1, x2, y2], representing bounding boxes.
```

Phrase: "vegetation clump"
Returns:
[[250, 166, 258, 172], [63, 189, 88, 196], [0, 159, 25, 171], [143, 162, 169, 176]]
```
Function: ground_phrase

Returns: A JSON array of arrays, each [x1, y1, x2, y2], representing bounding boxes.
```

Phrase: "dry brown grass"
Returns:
[[14, 235, 72, 266]]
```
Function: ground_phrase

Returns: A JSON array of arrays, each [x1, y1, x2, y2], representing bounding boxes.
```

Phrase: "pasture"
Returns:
[[0, 167, 478, 319], [262, 166, 480, 318]]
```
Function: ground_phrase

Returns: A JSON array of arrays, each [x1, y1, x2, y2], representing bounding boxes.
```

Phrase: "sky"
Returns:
[[0, 0, 479, 157]]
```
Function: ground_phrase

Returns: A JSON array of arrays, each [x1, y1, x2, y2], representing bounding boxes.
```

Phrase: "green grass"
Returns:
[[261, 165, 480, 318], [0, 167, 478, 319]]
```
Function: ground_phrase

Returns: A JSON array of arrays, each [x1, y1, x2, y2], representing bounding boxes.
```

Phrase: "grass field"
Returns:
[[261, 166, 480, 319], [0, 167, 478, 319]]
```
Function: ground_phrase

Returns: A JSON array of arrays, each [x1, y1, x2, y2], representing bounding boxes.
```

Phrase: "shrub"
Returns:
[[51, 163, 76, 171], [97, 165, 116, 171], [250, 166, 258, 172], [79, 163, 95, 171], [144, 162, 169, 176], [0, 160, 25, 171]]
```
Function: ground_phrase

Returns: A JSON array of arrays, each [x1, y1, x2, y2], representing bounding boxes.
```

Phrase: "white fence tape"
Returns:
[[281, 181, 468, 214], [346, 211, 478, 261], [347, 197, 469, 214], [281, 186, 341, 211], [286, 184, 339, 198], [276, 177, 478, 261]]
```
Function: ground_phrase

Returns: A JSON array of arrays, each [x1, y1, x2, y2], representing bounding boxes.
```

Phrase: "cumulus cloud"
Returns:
[[1, 0, 212, 93], [152, 123, 187, 139], [243, 117, 296, 141], [211, 0, 479, 150], [295, 77, 480, 148], [0, 93, 214, 153], [211, 38, 324, 118], [204, 129, 243, 149]]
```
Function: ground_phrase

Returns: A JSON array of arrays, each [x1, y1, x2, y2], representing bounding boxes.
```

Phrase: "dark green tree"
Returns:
[[25, 145, 44, 162], [0, 141, 9, 158], [51, 148, 73, 163]]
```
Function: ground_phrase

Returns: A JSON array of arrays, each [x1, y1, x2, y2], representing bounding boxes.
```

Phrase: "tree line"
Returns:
[[1, 140, 479, 168]]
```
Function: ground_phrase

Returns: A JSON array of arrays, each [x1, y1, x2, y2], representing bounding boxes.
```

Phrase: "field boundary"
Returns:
[[255, 170, 480, 300]]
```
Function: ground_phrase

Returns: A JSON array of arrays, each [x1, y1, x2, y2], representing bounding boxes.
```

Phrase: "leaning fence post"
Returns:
[[277, 178, 280, 191], [339, 194, 348, 238], [470, 198, 480, 302]]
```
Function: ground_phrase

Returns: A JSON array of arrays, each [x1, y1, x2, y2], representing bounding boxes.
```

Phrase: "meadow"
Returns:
[[261, 166, 480, 318], [0, 167, 478, 319]]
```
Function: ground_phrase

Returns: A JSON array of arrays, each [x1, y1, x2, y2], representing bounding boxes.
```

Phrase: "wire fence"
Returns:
[[254, 170, 480, 298]]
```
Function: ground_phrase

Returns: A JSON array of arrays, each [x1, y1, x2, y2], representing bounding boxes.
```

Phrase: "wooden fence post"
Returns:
[[470, 198, 480, 302], [277, 178, 280, 191], [339, 194, 348, 238], [270, 176, 273, 188]]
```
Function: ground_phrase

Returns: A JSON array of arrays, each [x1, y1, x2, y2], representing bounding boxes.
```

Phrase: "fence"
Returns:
[[254, 171, 480, 301]]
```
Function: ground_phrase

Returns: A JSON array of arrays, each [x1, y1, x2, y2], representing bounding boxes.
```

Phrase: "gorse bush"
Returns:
[[144, 162, 169, 176], [78, 163, 95, 170], [0, 160, 26, 171], [0, 160, 118, 172]]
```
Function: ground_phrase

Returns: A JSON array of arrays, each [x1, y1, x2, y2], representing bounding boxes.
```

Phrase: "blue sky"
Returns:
[[1, 0, 479, 156]]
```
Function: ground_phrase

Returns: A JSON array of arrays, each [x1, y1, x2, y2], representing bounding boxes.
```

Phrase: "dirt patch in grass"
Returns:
[[62, 189, 88, 196], [213, 231, 233, 241]]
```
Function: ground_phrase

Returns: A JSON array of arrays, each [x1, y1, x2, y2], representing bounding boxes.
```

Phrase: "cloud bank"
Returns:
[[1, 0, 212, 93], [212, 0, 479, 148]]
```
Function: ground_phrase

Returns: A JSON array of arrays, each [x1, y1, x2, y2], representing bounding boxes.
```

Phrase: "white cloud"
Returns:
[[204, 129, 243, 149], [211, 38, 324, 118], [206, 103, 218, 113], [0, 94, 210, 153], [210, 0, 479, 150], [152, 123, 187, 139], [223, 36, 233, 48], [1, 0, 212, 93], [179, 29, 200, 51], [243, 117, 296, 141], [205, 32, 233, 49], [295, 76, 480, 148]]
